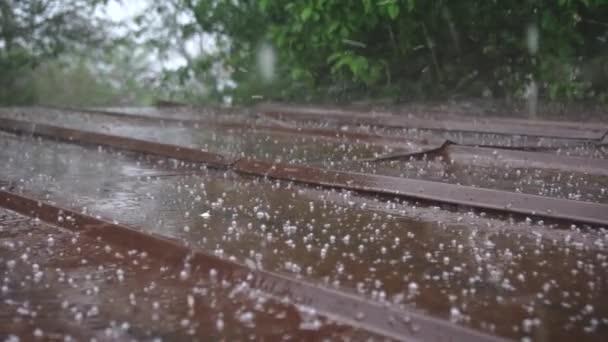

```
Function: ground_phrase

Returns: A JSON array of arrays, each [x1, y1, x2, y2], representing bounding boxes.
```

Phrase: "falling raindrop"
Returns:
[[256, 43, 276, 82]]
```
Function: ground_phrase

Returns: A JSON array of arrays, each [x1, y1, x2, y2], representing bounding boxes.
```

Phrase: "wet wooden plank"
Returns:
[[1, 117, 607, 227], [0, 189, 505, 342], [261, 105, 608, 141]]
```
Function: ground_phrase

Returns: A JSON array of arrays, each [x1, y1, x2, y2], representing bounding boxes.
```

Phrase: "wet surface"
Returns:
[[2, 106, 607, 209], [260, 105, 608, 141], [2, 117, 606, 226], [336, 158, 608, 204], [1, 132, 608, 341], [0, 107, 395, 165], [91, 105, 248, 121], [259, 109, 608, 158], [0, 209, 374, 340]]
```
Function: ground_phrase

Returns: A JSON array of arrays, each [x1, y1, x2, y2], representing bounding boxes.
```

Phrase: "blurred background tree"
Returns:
[[179, 0, 608, 104], [0, 0, 158, 105], [1, 0, 607, 106], [0, 0, 105, 104]]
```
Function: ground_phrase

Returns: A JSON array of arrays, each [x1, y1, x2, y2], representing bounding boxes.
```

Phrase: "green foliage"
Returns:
[[0, 48, 38, 104], [11, 48, 161, 107], [183, 0, 608, 103], [0, 0, 117, 105], [4, 0, 605, 105], [0, 0, 169, 106]]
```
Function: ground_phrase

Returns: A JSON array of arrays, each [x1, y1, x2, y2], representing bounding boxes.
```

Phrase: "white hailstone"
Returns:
[[87, 306, 99, 317], [129, 293, 136, 306], [33, 329, 43, 338], [408, 282, 419, 294], [238, 311, 254, 324], [450, 307, 462, 322], [187, 295, 195, 308], [216, 318, 224, 331], [116, 269, 124, 282], [522, 318, 534, 333]]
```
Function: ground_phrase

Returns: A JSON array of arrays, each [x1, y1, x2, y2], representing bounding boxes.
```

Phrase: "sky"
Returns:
[[101, 0, 146, 23], [96, 0, 235, 94], [96, 0, 189, 70]]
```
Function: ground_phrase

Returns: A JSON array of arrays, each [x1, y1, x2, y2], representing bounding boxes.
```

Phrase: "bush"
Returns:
[[187, 0, 608, 104]]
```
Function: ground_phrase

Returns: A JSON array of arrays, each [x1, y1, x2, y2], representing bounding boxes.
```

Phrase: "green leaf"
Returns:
[[327, 52, 344, 63], [301, 7, 313, 21], [407, 0, 415, 12], [363, 0, 372, 13], [328, 21, 340, 34], [387, 4, 399, 19], [259, 0, 270, 11]]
